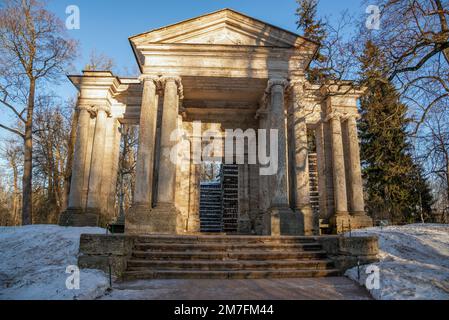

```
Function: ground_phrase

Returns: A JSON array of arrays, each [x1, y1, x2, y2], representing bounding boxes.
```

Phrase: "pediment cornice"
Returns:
[[130, 8, 318, 49]]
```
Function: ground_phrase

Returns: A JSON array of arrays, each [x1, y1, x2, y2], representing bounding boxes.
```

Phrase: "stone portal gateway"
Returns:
[[59, 9, 373, 235]]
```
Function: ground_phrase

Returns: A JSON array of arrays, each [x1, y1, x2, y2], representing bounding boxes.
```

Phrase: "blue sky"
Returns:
[[0, 0, 366, 140], [49, 0, 365, 96]]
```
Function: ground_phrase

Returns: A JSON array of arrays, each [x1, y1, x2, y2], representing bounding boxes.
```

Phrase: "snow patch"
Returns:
[[0, 225, 110, 300], [345, 224, 449, 300]]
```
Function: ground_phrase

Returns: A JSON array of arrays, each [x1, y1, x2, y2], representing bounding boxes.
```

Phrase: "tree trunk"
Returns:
[[22, 78, 35, 225], [11, 158, 19, 225]]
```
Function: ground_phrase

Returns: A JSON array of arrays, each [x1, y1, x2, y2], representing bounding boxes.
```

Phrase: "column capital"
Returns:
[[325, 110, 361, 123], [77, 105, 93, 112], [91, 104, 111, 117], [138, 74, 160, 86], [161, 76, 184, 99], [267, 78, 289, 92], [345, 113, 361, 122], [161, 75, 181, 84]]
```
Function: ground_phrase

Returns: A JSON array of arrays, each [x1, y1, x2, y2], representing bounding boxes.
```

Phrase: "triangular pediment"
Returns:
[[130, 8, 315, 48]]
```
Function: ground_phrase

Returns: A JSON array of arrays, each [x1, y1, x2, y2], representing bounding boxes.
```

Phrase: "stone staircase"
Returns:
[[199, 182, 223, 233], [123, 235, 340, 280]]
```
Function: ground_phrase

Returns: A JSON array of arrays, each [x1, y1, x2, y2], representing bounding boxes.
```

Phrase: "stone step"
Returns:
[[200, 226, 223, 230], [127, 259, 335, 271], [199, 216, 222, 220], [133, 242, 322, 252], [123, 269, 341, 280], [200, 222, 223, 225], [134, 235, 319, 244], [131, 250, 328, 261]]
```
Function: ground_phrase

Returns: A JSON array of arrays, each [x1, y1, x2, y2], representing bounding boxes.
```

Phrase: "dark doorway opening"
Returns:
[[199, 163, 239, 233]]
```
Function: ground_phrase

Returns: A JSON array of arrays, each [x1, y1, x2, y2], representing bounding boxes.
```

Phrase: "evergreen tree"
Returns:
[[358, 41, 433, 224], [295, 0, 328, 83]]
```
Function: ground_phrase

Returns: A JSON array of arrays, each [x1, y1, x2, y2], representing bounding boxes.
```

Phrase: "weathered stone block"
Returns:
[[126, 204, 184, 235], [338, 236, 379, 257], [317, 235, 379, 271], [270, 207, 302, 236], [78, 234, 135, 277]]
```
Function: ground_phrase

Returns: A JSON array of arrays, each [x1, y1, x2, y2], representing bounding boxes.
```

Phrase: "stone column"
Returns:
[[328, 113, 350, 232], [86, 105, 109, 215], [157, 77, 181, 204], [134, 76, 159, 207], [149, 76, 183, 234], [267, 78, 300, 235], [345, 116, 365, 215], [60, 104, 98, 227], [291, 84, 314, 235], [295, 116, 315, 234], [67, 105, 91, 211], [98, 117, 118, 225]]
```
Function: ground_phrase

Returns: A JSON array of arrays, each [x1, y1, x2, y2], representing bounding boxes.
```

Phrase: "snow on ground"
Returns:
[[0, 225, 109, 300], [1, 223, 448, 300], [345, 224, 449, 300]]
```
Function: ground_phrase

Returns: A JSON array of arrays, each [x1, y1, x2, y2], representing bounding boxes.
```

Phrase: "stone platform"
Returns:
[[78, 234, 379, 280]]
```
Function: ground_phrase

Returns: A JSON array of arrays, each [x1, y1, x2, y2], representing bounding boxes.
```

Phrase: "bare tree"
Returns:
[[1, 138, 23, 225], [84, 49, 116, 71], [117, 125, 138, 218], [365, 0, 449, 130], [0, 0, 77, 224], [32, 96, 72, 223], [419, 106, 449, 210]]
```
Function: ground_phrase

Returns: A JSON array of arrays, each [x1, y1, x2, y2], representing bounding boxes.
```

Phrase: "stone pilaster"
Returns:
[[315, 122, 329, 221], [187, 158, 201, 233], [267, 78, 301, 236], [257, 112, 271, 235]]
